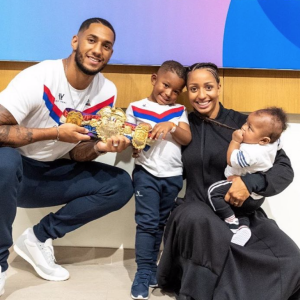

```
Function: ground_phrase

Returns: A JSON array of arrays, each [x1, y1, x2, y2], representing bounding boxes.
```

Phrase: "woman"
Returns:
[[157, 63, 300, 300]]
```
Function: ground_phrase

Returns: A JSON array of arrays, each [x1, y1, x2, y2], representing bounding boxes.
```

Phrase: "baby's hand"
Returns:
[[150, 122, 174, 140], [232, 129, 243, 143]]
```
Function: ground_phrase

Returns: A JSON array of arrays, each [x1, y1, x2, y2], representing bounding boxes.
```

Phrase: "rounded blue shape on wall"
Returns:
[[223, 0, 300, 70]]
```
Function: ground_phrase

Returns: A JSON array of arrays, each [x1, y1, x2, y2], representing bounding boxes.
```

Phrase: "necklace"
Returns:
[[64, 58, 94, 111], [194, 109, 237, 131]]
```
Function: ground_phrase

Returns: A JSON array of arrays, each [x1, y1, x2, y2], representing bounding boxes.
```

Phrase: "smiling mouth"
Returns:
[[88, 56, 102, 63], [159, 95, 169, 102], [196, 100, 211, 107]]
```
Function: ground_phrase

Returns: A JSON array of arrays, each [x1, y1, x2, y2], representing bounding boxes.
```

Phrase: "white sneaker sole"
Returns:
[[13, 244, 69, 281], [231, 227, 252, 246], [131, 293, 148, 300]]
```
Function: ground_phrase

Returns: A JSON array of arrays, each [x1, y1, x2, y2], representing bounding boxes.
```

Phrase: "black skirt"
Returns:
[[157, 201, 300, 300]]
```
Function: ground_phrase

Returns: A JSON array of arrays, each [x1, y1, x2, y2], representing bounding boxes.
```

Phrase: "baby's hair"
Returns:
[[186, 62, 220, 84], [78, 18, 116, 41], [253, 107, 287, 143], [159, 60, 186, 81]]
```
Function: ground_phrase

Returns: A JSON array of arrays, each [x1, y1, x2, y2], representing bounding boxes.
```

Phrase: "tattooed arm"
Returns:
[[0, 105, 55, 147], [0, 105, 91, 147]]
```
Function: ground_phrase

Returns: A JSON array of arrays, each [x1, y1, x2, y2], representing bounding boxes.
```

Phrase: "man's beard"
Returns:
[[75, 50, 106, 76]]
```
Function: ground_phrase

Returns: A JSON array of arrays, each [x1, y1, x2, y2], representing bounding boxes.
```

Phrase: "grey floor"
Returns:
[[3, 247, 175, 300]]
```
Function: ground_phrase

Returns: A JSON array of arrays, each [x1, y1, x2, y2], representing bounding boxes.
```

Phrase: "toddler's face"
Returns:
[[150, 70, 184, 105]]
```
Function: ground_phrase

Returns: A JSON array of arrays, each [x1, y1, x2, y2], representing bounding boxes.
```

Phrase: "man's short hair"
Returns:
[[78, 17, 116, 41]]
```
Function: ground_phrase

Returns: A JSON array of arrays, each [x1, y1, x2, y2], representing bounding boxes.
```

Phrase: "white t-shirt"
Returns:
[[126, 98, 189, 177], [225, 140, 282, 199], [0, 59, 117, 161]]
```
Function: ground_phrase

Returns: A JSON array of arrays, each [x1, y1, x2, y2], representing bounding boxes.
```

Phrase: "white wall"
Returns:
[[13, 121, 300, 249], [261, 122, 300, 247]]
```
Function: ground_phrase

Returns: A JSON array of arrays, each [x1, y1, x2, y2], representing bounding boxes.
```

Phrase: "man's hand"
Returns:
[[58, 123, 91, 143], [225, 175, 250, 207], [95, 135, 131, 153], [70, 135, 131, 162]]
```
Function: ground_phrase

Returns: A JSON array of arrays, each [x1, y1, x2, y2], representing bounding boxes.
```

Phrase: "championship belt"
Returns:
[[60, 107, 152, 150]]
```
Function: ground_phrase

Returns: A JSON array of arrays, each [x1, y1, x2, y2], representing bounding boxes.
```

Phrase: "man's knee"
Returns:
[[119, 172, 134, 205], [0, 147, 22, 179], [109, 169, 133, 209]]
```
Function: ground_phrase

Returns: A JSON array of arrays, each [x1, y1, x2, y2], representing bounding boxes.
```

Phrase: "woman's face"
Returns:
[[187, 69, 221, 119]]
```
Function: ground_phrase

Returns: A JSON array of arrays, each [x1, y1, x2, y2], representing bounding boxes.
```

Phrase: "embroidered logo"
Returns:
[[55, 93, 66, 104], [58, 93, 65, 100], [135, 191, 143, 197], [85, 99, 91, 107]]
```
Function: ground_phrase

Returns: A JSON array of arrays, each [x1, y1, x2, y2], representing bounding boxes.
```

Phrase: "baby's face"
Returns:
[[241, 112, 271, 144]]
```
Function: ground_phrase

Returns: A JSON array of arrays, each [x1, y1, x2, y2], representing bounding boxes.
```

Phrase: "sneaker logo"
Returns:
[[135, 191, 143, 197]]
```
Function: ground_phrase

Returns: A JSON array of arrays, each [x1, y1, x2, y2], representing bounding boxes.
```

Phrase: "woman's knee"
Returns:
[[181, 202, 215, 221], [170, 201, 222, 236]]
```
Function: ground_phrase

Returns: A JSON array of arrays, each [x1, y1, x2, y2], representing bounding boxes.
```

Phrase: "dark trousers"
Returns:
[[133, 165, 182, 272], [208, 179, 265, 221], [0, 147, 133, 272]]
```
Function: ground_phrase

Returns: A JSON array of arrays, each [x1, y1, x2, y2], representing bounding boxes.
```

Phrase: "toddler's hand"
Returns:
[[138, 122, 152, 131], [150, 122, 174, 140], [132, 147, 141, 158]]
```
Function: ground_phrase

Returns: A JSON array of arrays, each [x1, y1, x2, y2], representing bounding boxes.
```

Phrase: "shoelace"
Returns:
[[136, 272, 151, 285], [40, 244, 56, 266]]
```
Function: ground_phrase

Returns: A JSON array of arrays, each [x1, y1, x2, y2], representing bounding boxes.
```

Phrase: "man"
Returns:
[[0, 17, 133, 296]]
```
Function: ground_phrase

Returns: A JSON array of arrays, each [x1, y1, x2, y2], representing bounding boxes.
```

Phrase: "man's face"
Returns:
[[72, 23, 114, 75]]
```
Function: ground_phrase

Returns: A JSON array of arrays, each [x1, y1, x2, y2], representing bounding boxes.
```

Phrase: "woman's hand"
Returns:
[[224, 175, 250, 207]]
